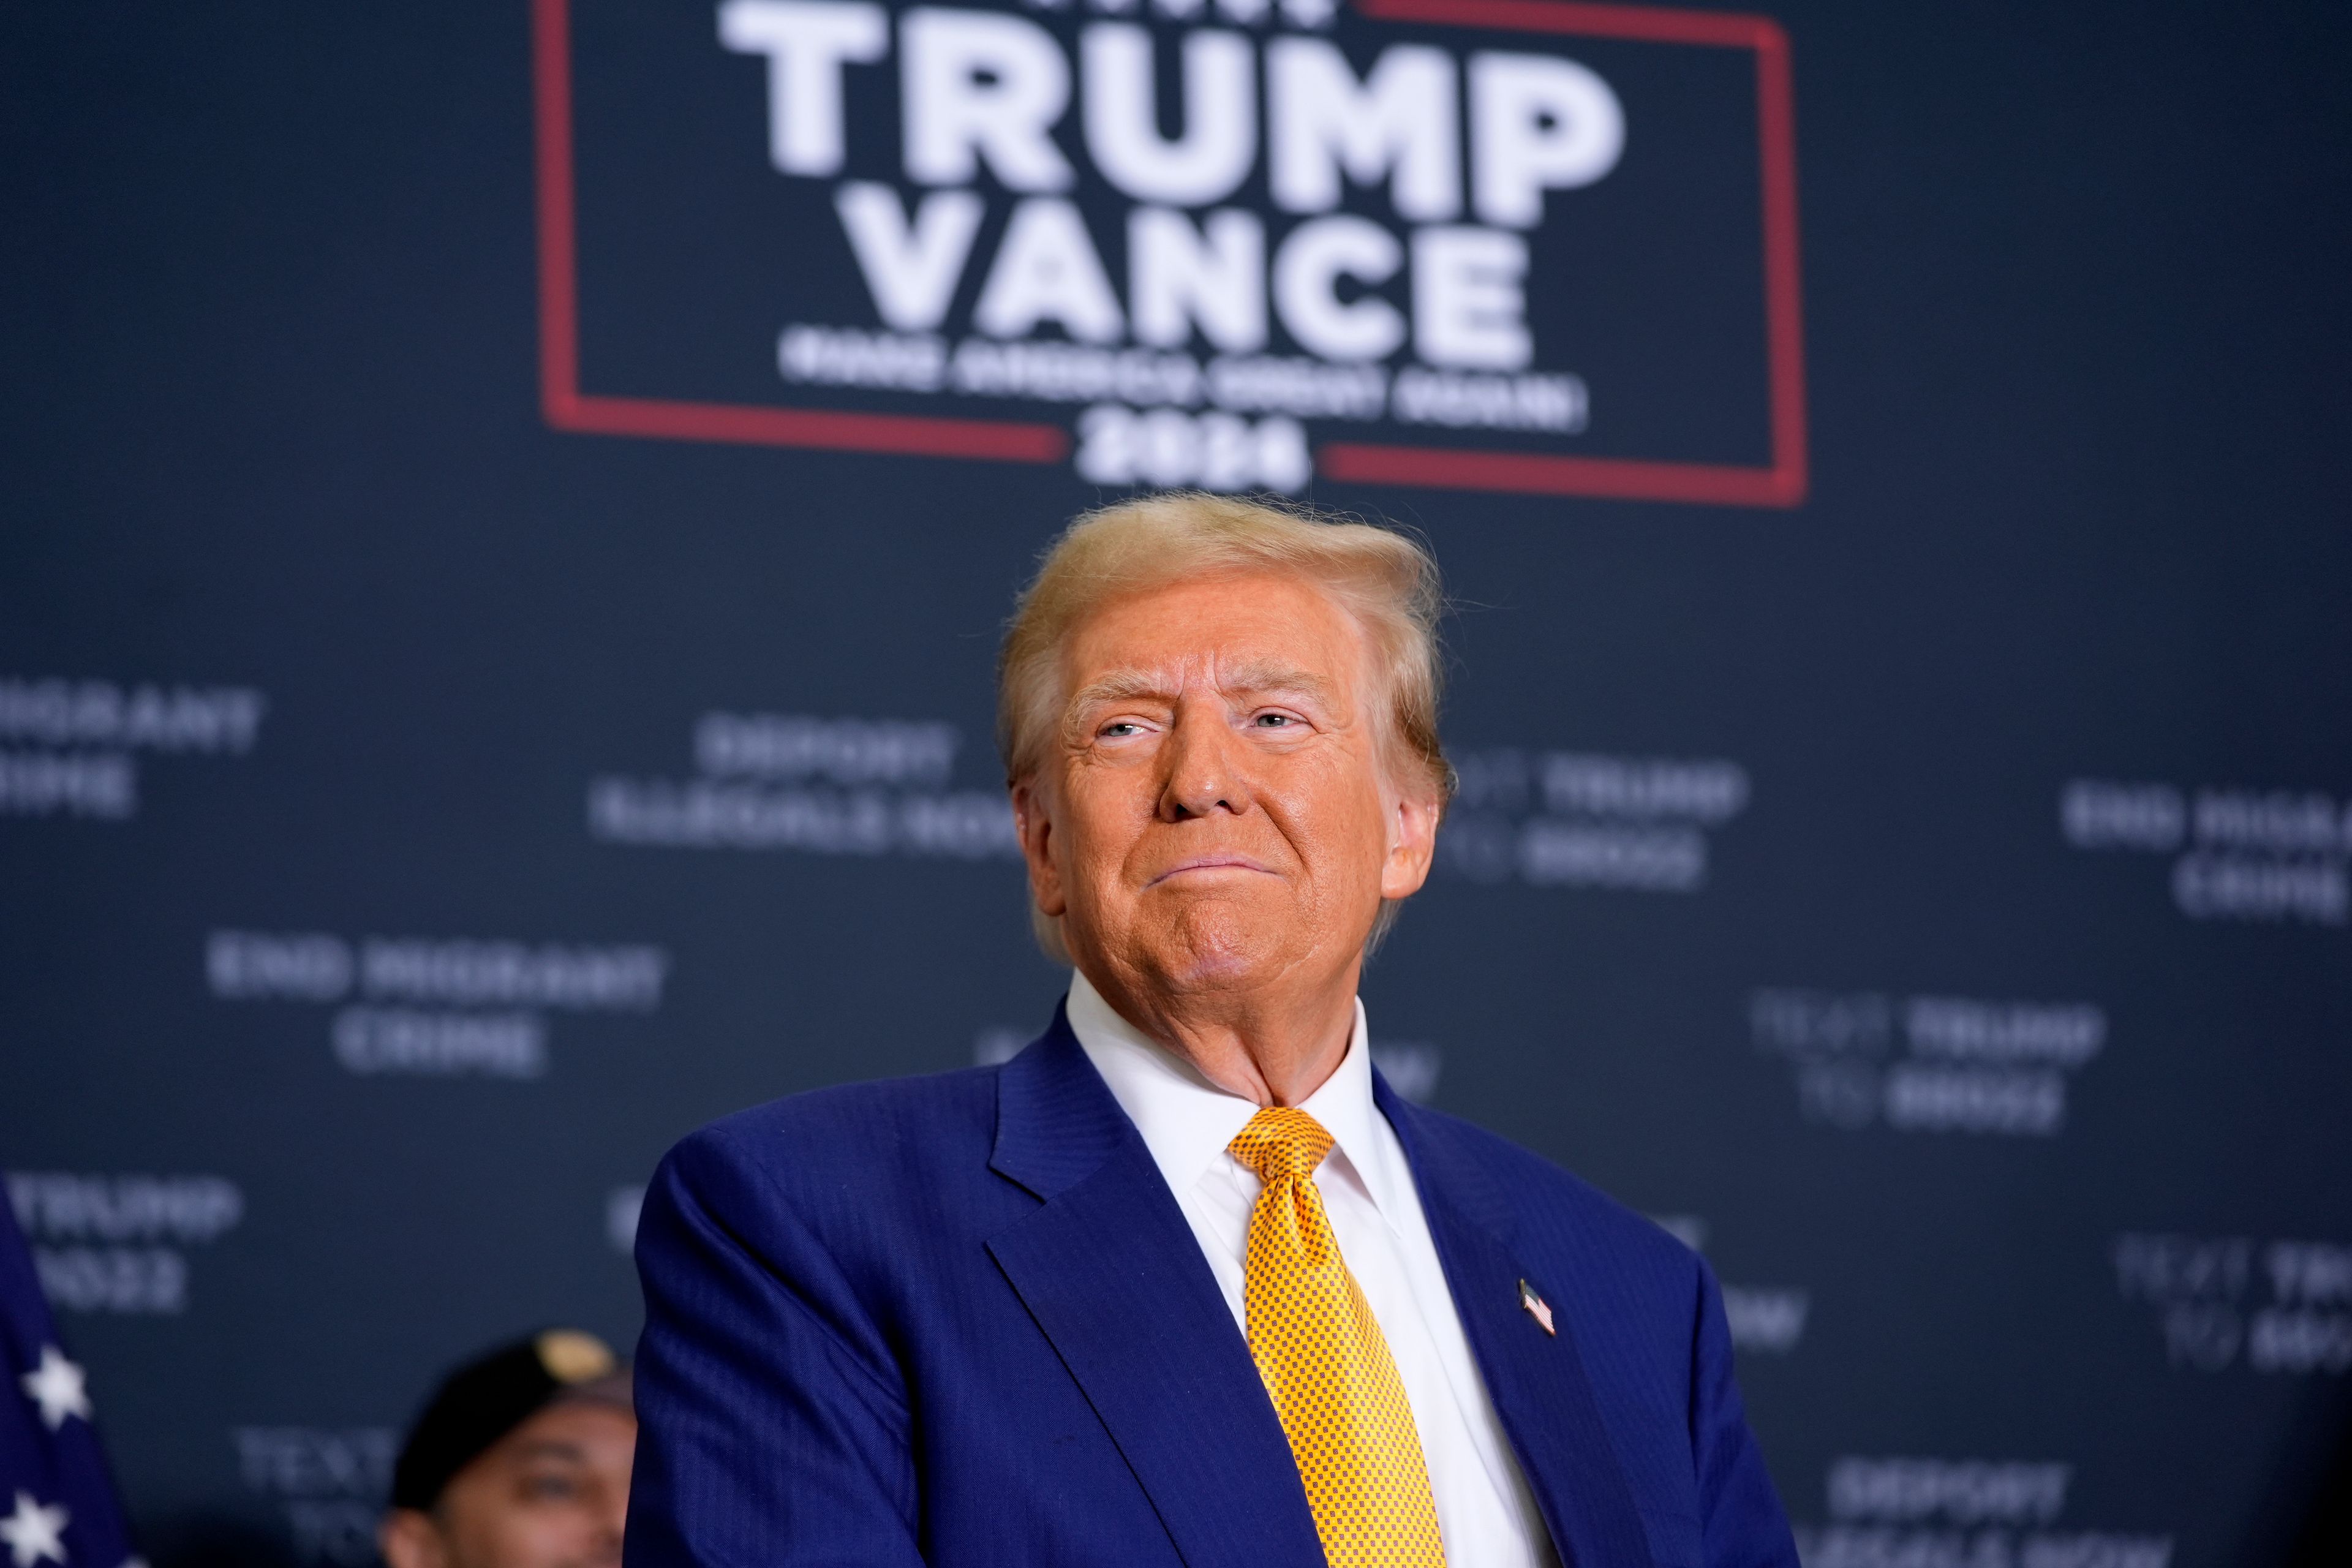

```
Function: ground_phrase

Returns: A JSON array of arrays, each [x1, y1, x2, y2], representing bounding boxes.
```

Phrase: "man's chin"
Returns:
[[1140, 902, 1302, 990]]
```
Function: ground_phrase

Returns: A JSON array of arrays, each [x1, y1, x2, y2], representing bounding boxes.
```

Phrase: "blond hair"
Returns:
[[997, 492, 1452, 958]]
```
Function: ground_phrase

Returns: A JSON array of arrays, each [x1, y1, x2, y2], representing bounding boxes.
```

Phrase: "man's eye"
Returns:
[[1254, 713, 1295, 728], [522, 1474, 581, 1502], [1100, 722, 1140, 738]]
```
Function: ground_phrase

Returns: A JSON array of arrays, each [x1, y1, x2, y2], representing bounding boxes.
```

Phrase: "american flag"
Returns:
[[0, 1194, 139, 1568]]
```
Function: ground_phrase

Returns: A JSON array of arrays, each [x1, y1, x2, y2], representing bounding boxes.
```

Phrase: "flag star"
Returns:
[[20, 1348, 92, 1431], [0, 1491, 69, 1568]]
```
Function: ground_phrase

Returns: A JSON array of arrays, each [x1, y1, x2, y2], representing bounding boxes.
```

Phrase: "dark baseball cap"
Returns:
[[389, 1330, 632, 1512]]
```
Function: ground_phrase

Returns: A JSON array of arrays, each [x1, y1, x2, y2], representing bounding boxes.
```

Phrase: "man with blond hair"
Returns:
[[626, 496, 1796, 1568]]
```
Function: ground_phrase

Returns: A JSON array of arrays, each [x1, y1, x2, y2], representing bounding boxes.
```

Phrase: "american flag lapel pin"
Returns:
[[1518, 1279, 1556, 1336]]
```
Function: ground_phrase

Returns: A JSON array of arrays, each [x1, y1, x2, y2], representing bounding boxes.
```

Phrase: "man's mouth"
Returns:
[[1145, 855, 1277, 888]]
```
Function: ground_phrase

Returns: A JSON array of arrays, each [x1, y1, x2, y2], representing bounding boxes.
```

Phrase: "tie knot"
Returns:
[[1229, 1106, 1335, 1185]]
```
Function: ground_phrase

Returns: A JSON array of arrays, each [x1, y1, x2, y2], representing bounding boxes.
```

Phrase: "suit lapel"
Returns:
[[1375, 1074, 1657, 1568], [988, 1010, 1325, 1568]]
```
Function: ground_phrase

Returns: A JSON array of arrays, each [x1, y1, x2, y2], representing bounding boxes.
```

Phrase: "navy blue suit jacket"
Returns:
[[625, 1005, 1796, 1567]]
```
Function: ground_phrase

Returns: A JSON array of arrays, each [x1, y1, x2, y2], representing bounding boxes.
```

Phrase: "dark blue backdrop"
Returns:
[[3, 1, 2348, 1564]]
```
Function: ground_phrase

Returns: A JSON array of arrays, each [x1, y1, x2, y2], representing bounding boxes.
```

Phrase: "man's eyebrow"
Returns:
[[1065, 669, 1175, 711], [1215, 660, 1338, 703], [508, 1441, 588, 1463], [1062, 662, 1338, 717]]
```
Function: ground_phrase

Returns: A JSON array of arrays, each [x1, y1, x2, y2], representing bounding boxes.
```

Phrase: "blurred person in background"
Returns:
[[379, 1329, 633, 1568]]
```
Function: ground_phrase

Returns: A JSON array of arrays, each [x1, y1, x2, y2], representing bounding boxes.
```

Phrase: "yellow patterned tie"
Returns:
[[1229, 1106, 1447, 1568]]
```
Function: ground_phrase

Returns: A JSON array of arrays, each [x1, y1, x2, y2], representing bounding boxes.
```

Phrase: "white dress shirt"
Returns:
[[1066, 971, 1559, 1568]]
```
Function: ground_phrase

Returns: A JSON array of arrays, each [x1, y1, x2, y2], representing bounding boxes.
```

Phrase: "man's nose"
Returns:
[[1159, 707, 1249, 820]]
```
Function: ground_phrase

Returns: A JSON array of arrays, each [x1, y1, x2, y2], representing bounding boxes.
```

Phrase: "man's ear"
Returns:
[[1379, 790, 1442, 902], [1010, 778, 1067, 918], [379, 1509, 450, 1568]]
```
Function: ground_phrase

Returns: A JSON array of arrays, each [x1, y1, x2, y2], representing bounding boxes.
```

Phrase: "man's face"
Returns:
[[1014, 570, 1439, 1003], [380, 1403, 635, 1568]]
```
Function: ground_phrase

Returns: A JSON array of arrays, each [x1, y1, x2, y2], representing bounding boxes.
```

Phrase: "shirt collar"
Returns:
[[1065, 969, 1405, 1233]]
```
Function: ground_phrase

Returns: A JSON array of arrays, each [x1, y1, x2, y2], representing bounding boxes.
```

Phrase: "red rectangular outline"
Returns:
[[532, 0, 1805, 503], [532, 0, 1069, 463], [1325, 0, 1807, 505]]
